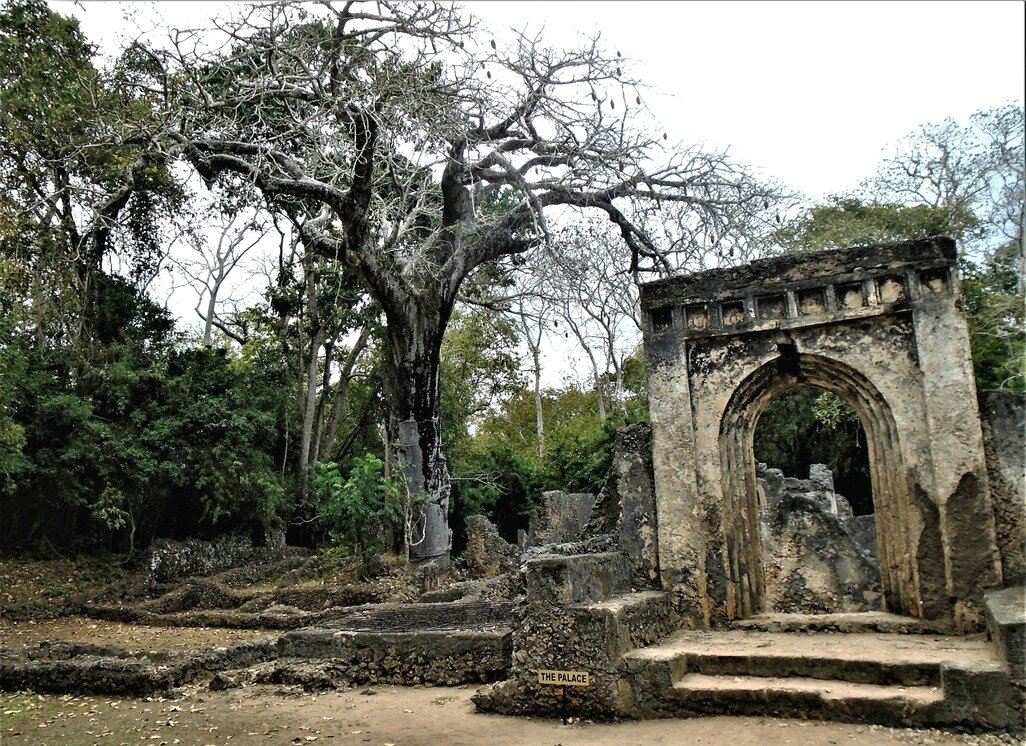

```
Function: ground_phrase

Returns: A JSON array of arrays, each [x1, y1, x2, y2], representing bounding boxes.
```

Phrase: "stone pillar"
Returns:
[[911, 283, 1002, 623]]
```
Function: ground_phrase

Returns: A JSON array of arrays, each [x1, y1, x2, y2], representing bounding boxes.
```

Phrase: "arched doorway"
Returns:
[[718, 351, 919, 619]]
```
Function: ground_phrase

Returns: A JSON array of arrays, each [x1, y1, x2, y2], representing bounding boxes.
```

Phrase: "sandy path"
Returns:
[[1, 683, 1010, 746]]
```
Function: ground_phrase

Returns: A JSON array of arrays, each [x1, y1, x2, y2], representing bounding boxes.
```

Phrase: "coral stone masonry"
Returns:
[[641, 237, 1002, 629]]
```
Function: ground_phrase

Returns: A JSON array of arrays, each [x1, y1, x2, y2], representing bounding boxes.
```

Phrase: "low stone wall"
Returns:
[[277, 601, 514, 686], [979, 390, 1026, 586], [147, 530, 287, 585], [277, 628, 510, 686], [473, 550, 676, 720], [0, 639, 277, 696]]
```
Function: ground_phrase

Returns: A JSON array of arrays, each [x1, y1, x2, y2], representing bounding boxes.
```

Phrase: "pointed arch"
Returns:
[[718, 352, 920, 619]]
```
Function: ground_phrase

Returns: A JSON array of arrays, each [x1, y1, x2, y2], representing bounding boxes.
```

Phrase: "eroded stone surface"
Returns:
[[758, 465, 881, 614], [640, 238, 1002, 628], [147, 531, 288, 585], [464, 515, 519, 579], [979, 391, 1026, 587]]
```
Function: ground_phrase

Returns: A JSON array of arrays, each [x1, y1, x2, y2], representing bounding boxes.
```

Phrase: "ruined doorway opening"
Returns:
[[718, 352, 920, 621], [752, 386, 881, 614]]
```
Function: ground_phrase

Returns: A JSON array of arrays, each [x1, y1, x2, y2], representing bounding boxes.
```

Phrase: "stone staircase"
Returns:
[[621, 621, 1023, 730]]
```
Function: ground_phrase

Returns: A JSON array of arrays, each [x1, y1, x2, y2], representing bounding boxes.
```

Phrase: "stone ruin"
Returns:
[[471, 238, 1026, 730], [758, 463, 881, 614]]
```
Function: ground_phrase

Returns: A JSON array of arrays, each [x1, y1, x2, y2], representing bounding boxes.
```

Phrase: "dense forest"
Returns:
[[0, 0, 1022, 562]]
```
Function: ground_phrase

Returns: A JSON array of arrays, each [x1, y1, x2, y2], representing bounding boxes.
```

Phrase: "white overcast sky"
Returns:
[[55, 0, 1026, 201]]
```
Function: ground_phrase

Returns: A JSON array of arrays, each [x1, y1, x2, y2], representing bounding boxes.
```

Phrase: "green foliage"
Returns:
[[961, 244, 1025, 392], [754, 388, 872, 514], [771, 197, 970, 253], [440, 308, 523, 452], [448, 375, 649, 548], [0, 271, 291, 551], [450, 443, 542, 546], [309, 455, 403, 556]]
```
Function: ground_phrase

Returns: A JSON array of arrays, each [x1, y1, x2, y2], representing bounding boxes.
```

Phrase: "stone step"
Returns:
[[624, 629, 1002, 686], [731, 612, 948, 635], [669, 672, 944, 726], [576, 591, 675, 654], [621, 629, 1019, 728]]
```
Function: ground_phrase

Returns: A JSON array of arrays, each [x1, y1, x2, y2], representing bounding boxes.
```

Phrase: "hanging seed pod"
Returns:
[[610, 99, 615, 110], [486, 70, 491, 78], [490, 39, 496, 49], [663, 132, 668, 140], [636, 95, 641, 105], [616, 66, 621, 76]]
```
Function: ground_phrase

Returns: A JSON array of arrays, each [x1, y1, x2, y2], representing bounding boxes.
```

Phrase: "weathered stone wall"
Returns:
[[587, 423, 661, 589], [0, 639, 276, 696], [277, 628, 511, 686], [472, 549, 675, 720], [464, 515, 519, 579], [758, 465, 881, 614], [528, 491, 596, 545], [979, 390, 1026, 586], [147, 530, 288, 585], [641, 238, 1002, 629]]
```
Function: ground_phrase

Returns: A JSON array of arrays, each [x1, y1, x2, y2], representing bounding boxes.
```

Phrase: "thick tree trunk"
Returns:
[[381, 295, 453, 572]]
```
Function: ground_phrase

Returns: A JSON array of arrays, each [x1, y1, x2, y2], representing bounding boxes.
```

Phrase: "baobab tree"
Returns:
[[135, 0, 781, 570]]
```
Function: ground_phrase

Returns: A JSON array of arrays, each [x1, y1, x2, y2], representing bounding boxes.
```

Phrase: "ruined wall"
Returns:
[[641, 238, 1001, 628], [472, 550, 675, 719], [464, 515, 520, 579], [758, 465, 881, 614], [147, 531, 288, 585], [527, 491, 596, 545], [979, 390, 1026, 586]]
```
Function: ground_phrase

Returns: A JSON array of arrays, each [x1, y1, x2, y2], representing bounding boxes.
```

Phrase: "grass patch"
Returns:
[[0, 692, 59, 730]]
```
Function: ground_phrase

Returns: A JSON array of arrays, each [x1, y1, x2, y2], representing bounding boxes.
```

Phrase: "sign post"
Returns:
[[537, 670, 590, 724]]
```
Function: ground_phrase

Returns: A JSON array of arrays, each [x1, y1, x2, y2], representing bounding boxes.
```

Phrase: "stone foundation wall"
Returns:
[[473, 550, 676, 720], [277, 628, 510, 686]]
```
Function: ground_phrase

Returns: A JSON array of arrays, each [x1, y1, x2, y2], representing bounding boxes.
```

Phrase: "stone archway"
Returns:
[[718, 352, 915, 620], [640, 238, 1002, 630]]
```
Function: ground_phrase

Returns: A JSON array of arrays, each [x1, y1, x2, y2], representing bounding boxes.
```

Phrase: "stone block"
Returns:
[[984, 586, 1026, 680]]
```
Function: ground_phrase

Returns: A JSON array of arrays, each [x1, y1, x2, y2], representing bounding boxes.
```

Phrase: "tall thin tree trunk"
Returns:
[[531, 345, 545, 457], [299, 267, 323, 499], [202, 286, 218, 346], [319, 323, 372, 459]]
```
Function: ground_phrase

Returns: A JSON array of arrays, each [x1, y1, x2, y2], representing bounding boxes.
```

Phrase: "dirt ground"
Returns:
[[1, 682, 1015, 746], [0, 617, 273, 652], [0, 559, 1018, 746]]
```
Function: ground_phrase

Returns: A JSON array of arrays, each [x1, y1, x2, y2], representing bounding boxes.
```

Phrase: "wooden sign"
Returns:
[[537, 669, 590, 687]]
